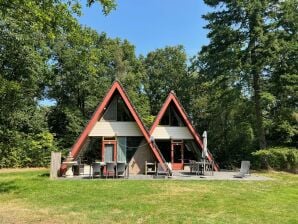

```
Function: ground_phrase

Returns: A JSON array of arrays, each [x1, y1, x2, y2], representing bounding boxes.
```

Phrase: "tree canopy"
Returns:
[[190, 0, 297, 165]]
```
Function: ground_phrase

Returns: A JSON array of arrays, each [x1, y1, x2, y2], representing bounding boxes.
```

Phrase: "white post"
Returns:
[[50, 152, 61, 179], [202, 131, 208, 175]]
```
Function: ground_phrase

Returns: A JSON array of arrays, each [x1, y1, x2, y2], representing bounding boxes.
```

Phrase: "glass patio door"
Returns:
[[102, 141, 117, 162], [171, 140, 184, 170]]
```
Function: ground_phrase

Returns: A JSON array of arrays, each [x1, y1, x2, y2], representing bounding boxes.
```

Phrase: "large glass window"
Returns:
[[117, 137, 127, 162], [160, 103, 185, 126], [81, 137, 102, 164], [184, 140, 200, 161], [117, 97, 133, 121], [155, 140, 171, 162], [126, 137, 143, 162], [103, 94, 133, 121]]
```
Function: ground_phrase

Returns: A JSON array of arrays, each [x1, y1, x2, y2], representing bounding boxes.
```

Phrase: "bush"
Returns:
[[0, 131, 58, 168], [252, 147, 298, 173]]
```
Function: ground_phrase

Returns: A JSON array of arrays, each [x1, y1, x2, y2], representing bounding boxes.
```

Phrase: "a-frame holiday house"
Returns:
[[149, 91, 219, 171], [61, 81, 166, 175]]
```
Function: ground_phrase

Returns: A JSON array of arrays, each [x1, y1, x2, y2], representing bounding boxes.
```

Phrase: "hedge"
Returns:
[[252, 147, 298, 173]]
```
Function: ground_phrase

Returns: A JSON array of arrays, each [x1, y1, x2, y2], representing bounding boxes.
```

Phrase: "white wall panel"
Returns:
[[152, 126, 194, 140], [89, 121, 142, 137]]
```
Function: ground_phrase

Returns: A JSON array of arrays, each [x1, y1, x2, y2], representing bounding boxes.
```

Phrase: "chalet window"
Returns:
[[114, 137, 143, 163], [103, 94, 133, 121], [184, 140, 200, 160], [117, 137, 127, 162], [160, 107, 170, 125], [81, 137, 102, 163], [103, 96, 117, 120], [126, 137, 143, 162], [155, 140, 171, 162], [117, 96, 133, 121], [160, 103, 185, 126]]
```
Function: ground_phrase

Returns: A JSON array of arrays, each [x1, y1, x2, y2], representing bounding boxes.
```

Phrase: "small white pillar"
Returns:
[[50, 152, 61, 179]]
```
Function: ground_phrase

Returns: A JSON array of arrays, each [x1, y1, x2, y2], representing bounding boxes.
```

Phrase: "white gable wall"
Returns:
[[89, 121, 142, 137], [152, 126, 194, 140]]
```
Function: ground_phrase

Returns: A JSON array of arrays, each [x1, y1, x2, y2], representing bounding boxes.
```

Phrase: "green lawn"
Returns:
[[0, 169, 297, 224]]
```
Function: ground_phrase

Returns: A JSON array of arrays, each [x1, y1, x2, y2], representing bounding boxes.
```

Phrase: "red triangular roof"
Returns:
[[149, 91, 219, 171], [65, 81, 165, 167]]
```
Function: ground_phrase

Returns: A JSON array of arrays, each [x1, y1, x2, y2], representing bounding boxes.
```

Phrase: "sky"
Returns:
[[40, 0, 212, 106], [78, 0, 212, 57]]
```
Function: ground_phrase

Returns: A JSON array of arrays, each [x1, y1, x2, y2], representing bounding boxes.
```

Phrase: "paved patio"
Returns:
[[126, 171, 272, 181], [60, 170, 272, 181], [169, 171, 272, 181]]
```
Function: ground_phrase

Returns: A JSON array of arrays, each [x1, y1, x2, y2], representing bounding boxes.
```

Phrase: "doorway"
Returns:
[[102, 140, 117, 162], [171, 140, 184, 170]]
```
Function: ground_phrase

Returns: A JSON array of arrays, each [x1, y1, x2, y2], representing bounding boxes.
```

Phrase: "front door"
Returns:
[[102, 140, 117, 162], [171, 141, 184, 170]]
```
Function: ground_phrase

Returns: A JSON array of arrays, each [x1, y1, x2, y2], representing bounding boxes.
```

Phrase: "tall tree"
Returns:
[[0, 0, 117, 167], [197, 0, 297, 149], [0, 0, 76, 166], [0, 1, 117, 16], [47, 24, 150, 148], [189, 59, 256, 167], [87, 0, 117, 15], [143, 46, 192, 116], [265, 0, 298, 146]]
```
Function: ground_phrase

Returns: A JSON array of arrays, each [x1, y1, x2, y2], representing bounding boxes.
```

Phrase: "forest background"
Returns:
[[0, 0, 297, 169]]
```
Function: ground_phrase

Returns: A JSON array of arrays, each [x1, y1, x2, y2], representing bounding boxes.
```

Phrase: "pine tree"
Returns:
[[197, 0, 297, 149]]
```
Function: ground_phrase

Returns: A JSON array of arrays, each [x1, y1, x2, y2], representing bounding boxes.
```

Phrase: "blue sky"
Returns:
[[40, 1, 212, 106], [78, 0, 212, 57]]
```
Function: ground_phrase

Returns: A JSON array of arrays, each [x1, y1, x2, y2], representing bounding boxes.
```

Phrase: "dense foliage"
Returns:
[[190, 0, 297, 167], [143, 46, 192, 115], [0, 0, 296, 168], [0, 0, 119, 167], [252, 147, 298, 172]]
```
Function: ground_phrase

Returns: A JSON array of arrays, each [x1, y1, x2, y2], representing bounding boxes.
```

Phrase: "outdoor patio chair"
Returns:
[[73, 164, 84, 176], [145, 161, 156, 175], [234, 161, 250, 178], [156, 163, 170, 176], [71, 157, 83, 176], [201, 160, 214, 176], [189, 160, 199, 175], [105, 162, 116, 178], [79, 164, 84, 176], [116, 162, 127, 178], [92, 163, 101, 178]]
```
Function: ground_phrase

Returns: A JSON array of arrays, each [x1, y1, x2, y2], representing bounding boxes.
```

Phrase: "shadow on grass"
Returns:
[[0, 181, 18, 193], [38, 172, 50, 177]]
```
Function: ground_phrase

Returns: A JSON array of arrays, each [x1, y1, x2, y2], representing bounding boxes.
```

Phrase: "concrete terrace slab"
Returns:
[[58, 171, 272, 181], [170, 171, 273, 181]]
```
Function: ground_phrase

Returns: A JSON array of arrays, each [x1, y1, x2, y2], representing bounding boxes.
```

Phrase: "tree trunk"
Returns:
[[248, 10, 267, 150], [252, 71, 267, 149]]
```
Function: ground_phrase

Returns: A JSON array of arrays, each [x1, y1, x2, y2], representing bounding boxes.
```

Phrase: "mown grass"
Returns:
[[0, 169, 297, 224]]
